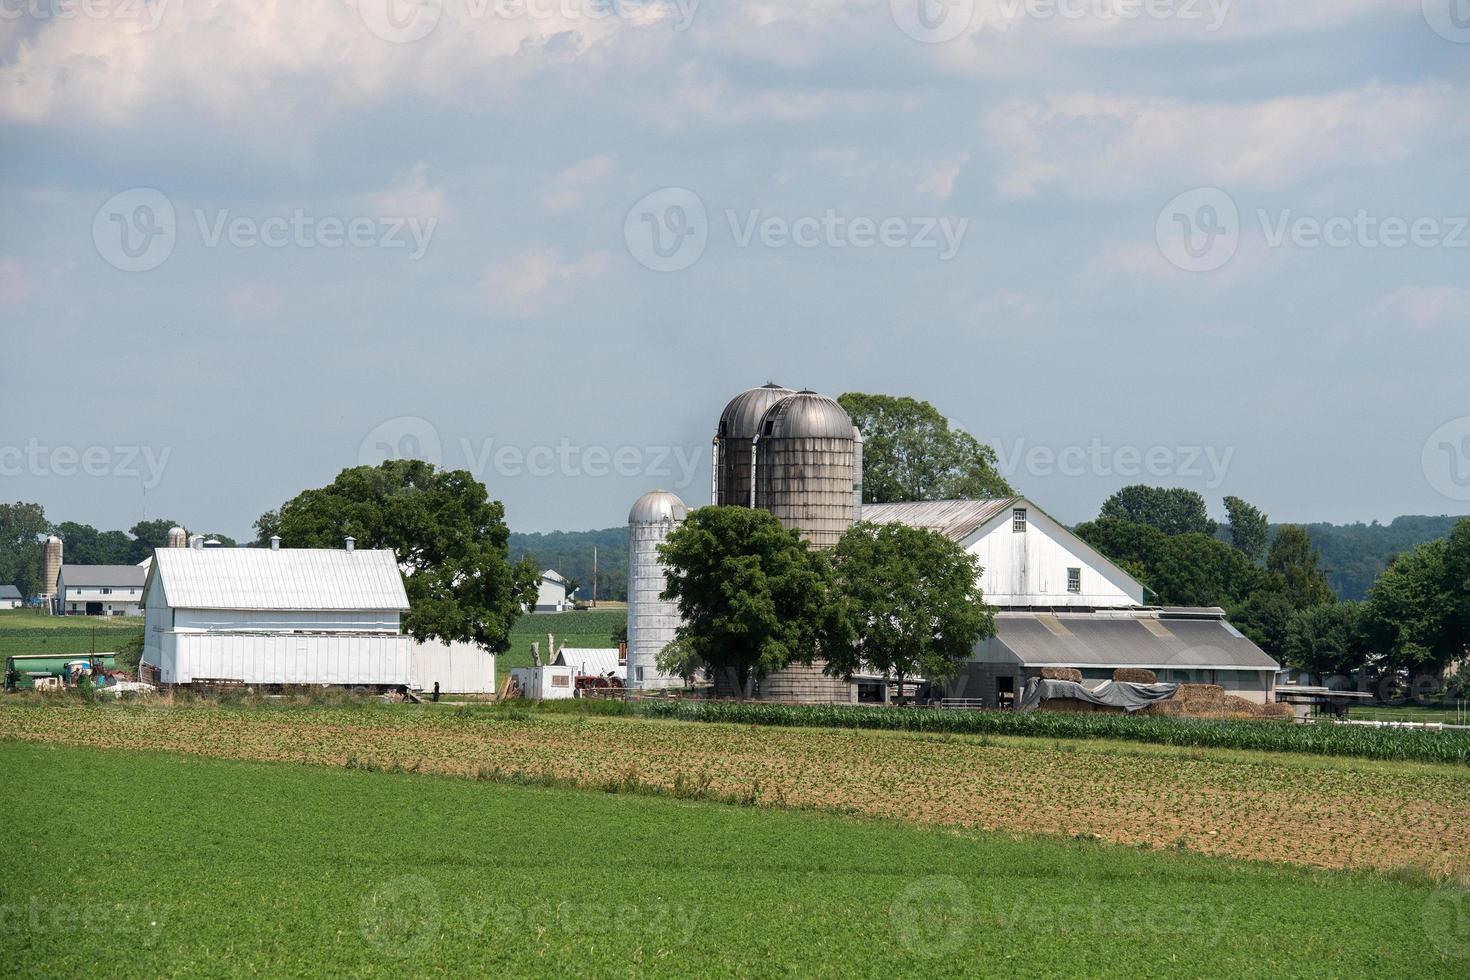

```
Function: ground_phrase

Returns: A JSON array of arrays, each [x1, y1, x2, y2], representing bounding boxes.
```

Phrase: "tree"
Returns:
[[826, 522, 993, 704], [128, 519, 185, 564], [1075, 518, 1267, 608], [1223, 496, 1270, 563], [53, 522, 133, 565], [1098, 486, 1217, 537], [264, 461, 539, 654], [1364, 520, 1470, 677], [837, 392, 1012, 503], [1283, 602, 1371, 678], [0, 502, 50, 599], [1267, 526, 1335, 610], [659, 506, 851, 699]]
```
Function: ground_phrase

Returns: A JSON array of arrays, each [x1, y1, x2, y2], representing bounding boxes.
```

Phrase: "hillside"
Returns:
[[509, 527, 629, 602], [1292, 515, 1468, 600]]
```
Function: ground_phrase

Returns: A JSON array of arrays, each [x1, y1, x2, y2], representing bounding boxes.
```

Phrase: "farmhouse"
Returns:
[[534, 569, 575, 612], [0, 585, 21, 609], [55, 564, 147, 616], [863, 497, 1280, 706], [139, 537, 493, 693]]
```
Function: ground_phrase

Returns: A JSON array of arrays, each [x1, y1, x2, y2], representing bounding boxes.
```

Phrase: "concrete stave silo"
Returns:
[[42, 534, 62, 614], [626, 489, 690, 691], [713, 383, 794, 507], [752, 390, 858, 550], [167, 526, 188, 548]]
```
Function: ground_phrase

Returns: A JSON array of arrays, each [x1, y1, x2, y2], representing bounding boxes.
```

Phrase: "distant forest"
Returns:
[[509, 527, 630, 603], [510, 515, 1469, 606]]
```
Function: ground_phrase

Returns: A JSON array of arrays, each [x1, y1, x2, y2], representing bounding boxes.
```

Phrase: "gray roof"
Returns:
[[718, 383, 795, 439], [629, 489, 689, 525], [0, 585, 21, 599], [759, 390, 853, 440], [861, 498, 1020, 541], [981, 611, 1279, 672], [59, 564, 148, 588], [147, 548, 409, 611], [553, 647, 625, 679]]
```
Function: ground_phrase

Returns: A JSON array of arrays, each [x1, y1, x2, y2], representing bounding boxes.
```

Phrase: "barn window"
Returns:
[[1012, 508, 1028, 533], [551, 674, 570, 688], [1067, 568, 1082, 593]]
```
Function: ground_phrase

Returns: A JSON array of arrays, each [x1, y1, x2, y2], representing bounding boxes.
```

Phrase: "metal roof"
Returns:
[[553, 647, 625, 679], [58, 564, 148, 588], [984, 611, 1279, 672], [148, 548, 409, 611], [0, 585, 21, 599], [860, 498, 1020, 542], [759, 390, 854, 440], [718, 383, 795, 439], [629, 489, 688, 524]]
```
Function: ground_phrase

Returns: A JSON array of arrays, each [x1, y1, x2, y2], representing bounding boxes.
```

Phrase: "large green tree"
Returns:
[[0, 502, 50, 598], [826, 522, 993, 704], [837, 392, 1012, 503], [53, 522, 133, 565], [1284, 602, 1371, 677], [659, 506, 851, 698], [1364, 520, 1470, 676], [128, 519, 185, 564], [1267, 525, 1336, 610], [1223, 496, 1270, 563], [1099, 486, 1218, 537], [264, 461, 538, 653]]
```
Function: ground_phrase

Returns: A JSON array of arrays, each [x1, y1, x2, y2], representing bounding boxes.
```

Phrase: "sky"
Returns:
[[1, 0, 1469, 539]]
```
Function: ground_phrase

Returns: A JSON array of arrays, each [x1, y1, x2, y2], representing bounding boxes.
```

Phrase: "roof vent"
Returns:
[[344, 536, 355, 553], [190, 534, 204, 550], [270, 536, 281, 552]]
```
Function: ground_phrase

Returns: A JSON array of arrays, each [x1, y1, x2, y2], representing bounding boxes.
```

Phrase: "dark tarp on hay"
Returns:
[[1018, 678, 1179, 714]]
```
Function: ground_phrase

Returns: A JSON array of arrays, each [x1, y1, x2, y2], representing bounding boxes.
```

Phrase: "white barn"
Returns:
[[863, 496, 1279, 705], [56, 564, 148, 616]]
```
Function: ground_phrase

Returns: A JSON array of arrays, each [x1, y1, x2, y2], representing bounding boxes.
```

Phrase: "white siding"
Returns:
[[967, 508, 1144, 608], [412, 641, 495, 694], [162, 633, 413, 686], [172, 608, 401, 632]]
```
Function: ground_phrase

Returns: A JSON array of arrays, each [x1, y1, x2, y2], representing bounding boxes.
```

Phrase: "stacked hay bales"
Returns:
[[1112, 667, 1157, 684], [1144, 684, 1293, 721], [1038, 667, 1082, 682]]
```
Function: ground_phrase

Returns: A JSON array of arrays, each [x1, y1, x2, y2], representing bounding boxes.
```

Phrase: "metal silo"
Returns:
[[752, 390, 858, 550], [41, 534, 63, 614], [713, 383, 794, 507], [626, 489, 690, 691], [852, 425, 864, 524], [167, 526, 187, 548]]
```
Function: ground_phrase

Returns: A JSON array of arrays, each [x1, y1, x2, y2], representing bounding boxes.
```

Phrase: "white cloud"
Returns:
[[1366, 284, 1470, 331], [365, 162, 447, 222], [541, 153, 617, 214], [482, 245, 609, 315]]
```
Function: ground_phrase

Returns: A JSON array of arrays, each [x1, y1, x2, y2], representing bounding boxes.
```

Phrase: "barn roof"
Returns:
[[553, 647, 625, 679], [861, 498, 1020, 542], [59, 564, 148, 588], [982, 610, 1279, 672], [0, 585, 21, 599], [146, 548, 409, 611]]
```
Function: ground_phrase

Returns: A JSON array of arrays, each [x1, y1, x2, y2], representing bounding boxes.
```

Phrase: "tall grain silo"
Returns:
[[42, 534, 62, 614], [626, 490, 689, 691], [712, 383, 793, 506], [167, 526, 187, 548], [752, 390, 858, 550]]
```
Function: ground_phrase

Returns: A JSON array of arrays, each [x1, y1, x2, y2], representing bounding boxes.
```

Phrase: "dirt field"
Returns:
[[3, 701, 1466, 875]]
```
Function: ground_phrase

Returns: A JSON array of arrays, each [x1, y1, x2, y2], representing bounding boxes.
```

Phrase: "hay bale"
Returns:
[[1112, 667, 1157, 684], [1039, 667, 1083, 683]]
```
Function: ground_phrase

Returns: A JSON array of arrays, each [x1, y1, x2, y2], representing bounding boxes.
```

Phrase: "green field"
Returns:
[[1353, 704, 1470, 726], [0, 609, 143, 658], [501, 608, 626, 682], [2, 740, 1464, 978]]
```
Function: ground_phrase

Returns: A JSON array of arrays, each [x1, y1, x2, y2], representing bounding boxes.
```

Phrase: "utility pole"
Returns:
[[592, 545, 598, 608]]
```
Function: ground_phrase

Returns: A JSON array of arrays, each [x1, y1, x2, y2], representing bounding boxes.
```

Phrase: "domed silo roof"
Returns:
[[718, 383, 794, 439], [629, 489, 690, 525], [758, 390, 854, 440]]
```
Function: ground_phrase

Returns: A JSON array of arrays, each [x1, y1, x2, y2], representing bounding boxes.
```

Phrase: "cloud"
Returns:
[[482, 245, 609, 315], [365, 162, 447, 222], [986, 84, 1468, 199], [541, 153, 617, 214], [0, 258, 35, 305], [1366, 285, 1470, 331]]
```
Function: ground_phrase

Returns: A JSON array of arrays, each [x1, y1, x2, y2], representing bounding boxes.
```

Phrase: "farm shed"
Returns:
[[140, 542, 414, 688], [553, 647, 625, 682], [0, 584, 22, 609], [56, 564, 147, 616], [510, 665, 575, 699]]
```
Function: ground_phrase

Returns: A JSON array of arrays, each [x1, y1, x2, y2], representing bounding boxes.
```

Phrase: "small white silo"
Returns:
[[167, 526, 187, 548], [626, 489, 689, 691]]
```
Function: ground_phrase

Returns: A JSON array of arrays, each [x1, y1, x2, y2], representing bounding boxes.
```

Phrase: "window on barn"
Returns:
[[551, 674, 570, 688], [1067, 568, 1081, 593], [1012, 508, 1028, 533]]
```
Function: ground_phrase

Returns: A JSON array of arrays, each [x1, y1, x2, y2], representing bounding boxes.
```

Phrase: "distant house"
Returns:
[[56, 564, 148, 616], [534, 569, 576, 612], [863, 496, 1280, 706], [0, 585, 22, 609]]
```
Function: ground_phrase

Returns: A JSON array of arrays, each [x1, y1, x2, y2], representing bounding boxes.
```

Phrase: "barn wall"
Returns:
[[968, 508, 1144, 608], [165, 633, 413, 686]]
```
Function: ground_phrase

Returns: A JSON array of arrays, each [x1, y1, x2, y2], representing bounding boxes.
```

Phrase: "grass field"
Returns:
[[1354, 704, 1470, 725], [0, 609, 143, 658], [2, 740, 1465, 977], [4, 700, 1466, 875], [501, 608, 626, 682]]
